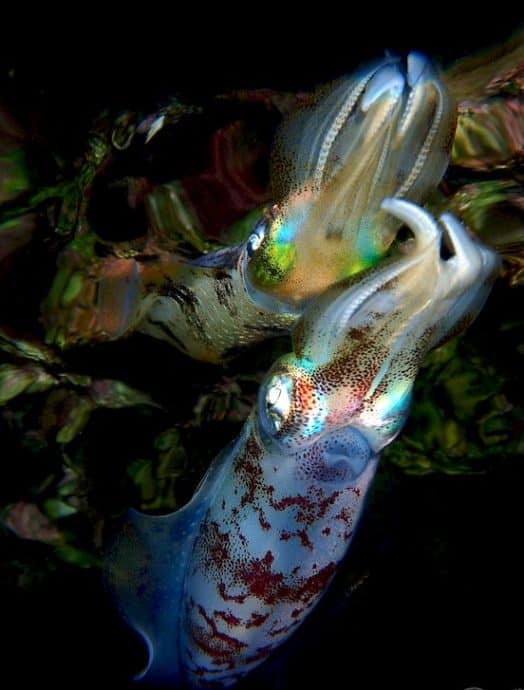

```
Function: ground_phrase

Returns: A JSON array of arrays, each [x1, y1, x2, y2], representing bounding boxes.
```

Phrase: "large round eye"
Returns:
[[246, 218, 266, 257], [260, 374, 293, 434]]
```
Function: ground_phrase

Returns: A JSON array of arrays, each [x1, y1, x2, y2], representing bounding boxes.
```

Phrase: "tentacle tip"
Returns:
[[380, 196, 403, 214], [380, 198, 441, 247], [407, 51, 431, 87]]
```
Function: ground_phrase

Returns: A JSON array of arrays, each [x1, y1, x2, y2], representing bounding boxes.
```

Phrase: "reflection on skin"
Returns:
[[247, 52, 455, 307], [43, 53, 455, 363], [106, 200, 498, 688]]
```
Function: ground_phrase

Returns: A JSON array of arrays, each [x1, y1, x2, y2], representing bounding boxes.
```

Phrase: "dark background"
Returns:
[[1, 16, 524, 137], [1, 15, 523, 690]]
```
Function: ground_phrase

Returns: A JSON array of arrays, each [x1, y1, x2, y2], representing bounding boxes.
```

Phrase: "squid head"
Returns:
[[246, 53, 456, 308]]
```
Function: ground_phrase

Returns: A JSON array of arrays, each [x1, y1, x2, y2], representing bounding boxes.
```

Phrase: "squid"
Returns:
[[106, 199, 499, 688], [44, 52, 454, 362]]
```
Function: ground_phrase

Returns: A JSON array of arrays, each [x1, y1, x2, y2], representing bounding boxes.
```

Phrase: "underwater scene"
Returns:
[[0, 20, 523, 690]]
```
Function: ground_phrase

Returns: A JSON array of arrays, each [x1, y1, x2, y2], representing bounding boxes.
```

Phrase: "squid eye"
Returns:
[[246, 218, 266, 257], [262, 374, 293, 433]]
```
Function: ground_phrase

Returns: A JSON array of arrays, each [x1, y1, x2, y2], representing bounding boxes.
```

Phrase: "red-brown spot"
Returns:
[[227, 550, 337, 606], [218, 582, 246, 604], [335, 505, 354, 525], [198, 520, 231, 575], [245, 612, 269, 629], [240, 550, 284, 601], [290, 562, 337, 603], [233, 433, 266, 509], [214, 609, 241, 627], [258, 513, 271, 531], [245, 644, 274, 665], [270, 487, 341, 527], [271, 494, 313, 512], [279, 528, 313, 551], [188, 604, 247, 670]]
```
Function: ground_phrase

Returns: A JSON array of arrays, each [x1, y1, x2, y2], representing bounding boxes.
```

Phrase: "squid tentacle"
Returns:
[[44, 53, 454, 363]]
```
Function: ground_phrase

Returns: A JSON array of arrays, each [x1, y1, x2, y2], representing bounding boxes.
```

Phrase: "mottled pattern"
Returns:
[[106, 201, 499, 688], [180, 422, 375, 687], [140, 245, 296, 364]]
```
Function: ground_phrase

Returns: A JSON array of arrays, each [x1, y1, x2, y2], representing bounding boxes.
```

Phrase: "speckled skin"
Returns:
[[106, 201, 499, 688], [139, 53, 455, 362], [246, 52, 455, 307], [44, 53, 454, 363], [169, 417, 375, 687]]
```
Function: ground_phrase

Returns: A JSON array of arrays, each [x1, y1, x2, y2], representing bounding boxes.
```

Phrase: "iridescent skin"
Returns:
[[43, 53, 455, 362], [137, 53, 455, 361], [106, 200, 499, 688], [246, 52, 455, 308]]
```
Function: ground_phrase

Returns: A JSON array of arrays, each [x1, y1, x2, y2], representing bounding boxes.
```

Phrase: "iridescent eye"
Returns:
[[246, 219, 266, 257], [262, 374, 292, 433]]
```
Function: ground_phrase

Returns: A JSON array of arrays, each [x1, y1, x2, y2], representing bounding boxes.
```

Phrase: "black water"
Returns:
[[1, 16, 524, 690]]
